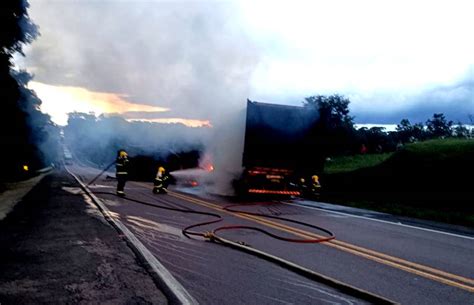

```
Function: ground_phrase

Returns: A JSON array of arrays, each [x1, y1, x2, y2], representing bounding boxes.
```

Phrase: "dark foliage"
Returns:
[[303, 94, 356, 157], [356, 127, 396, 153], [395, 119, 428, 143], [426, 113, 453, 138], [0, 0, 59, 181], [453, 122, 470, 138], [65, 112, 206, 176]]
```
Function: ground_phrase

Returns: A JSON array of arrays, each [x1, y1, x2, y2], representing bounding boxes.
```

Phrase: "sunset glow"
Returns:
[[28, 81, 169, 125], [127, 118, 212, 128]]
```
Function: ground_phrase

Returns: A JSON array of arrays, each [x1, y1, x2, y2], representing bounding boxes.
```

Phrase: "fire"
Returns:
[[199, 153, 214, 171]]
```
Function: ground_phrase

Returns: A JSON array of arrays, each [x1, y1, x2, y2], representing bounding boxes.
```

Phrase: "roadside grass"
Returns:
[[320, 138, 474, 227], [324, 153, 393, 174], [320, 194, 474, 227], [404, 138, 474, 156]]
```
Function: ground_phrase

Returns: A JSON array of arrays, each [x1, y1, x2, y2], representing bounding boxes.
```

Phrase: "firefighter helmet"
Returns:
[[119, 150, 128, 158], [158, 166, 165, 173], [312, 175, 319, 183]]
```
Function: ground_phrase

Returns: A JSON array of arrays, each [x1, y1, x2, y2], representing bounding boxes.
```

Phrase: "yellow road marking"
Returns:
[[167, 191, 474, 292], [131, 182, 474, 293], [170, 192, 474, 285]]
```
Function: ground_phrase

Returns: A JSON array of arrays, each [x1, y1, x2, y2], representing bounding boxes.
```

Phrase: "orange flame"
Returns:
[[199, 153, 214, 171]]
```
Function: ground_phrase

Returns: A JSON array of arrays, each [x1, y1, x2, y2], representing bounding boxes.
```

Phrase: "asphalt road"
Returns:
[[72, 165, 474, 305], [0, 171, 167, 305]]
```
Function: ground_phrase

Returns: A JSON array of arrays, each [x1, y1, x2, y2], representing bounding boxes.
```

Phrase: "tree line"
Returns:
[[65, 112, 208, 174], [1, 1, 60, 181], [303, 95, 473, 157]]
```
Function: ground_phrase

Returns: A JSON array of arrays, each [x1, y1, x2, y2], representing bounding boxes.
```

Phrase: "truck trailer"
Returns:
[[237, 100, 324, 196]]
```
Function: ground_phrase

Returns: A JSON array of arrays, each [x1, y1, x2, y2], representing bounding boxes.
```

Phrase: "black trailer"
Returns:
[[238, 100, 323, 196]]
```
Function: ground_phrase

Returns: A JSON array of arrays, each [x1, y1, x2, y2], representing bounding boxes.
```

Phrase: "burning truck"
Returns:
[[235, 100, 324, 196]]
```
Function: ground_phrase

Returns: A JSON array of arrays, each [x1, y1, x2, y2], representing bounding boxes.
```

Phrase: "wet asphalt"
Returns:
[[75, 164, 474, 305]]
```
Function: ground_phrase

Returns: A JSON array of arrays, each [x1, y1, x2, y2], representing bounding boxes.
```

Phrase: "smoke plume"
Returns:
[[24, 1, 259, 193]]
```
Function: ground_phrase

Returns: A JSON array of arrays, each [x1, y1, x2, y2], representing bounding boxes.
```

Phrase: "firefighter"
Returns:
[[116, 149, 129, 196], [153, 166, 169, 194], [298, 177, 308, 194], [310, 175, 321, 196]]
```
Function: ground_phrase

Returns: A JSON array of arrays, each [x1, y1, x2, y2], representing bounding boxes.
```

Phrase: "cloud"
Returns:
[[250, 69, 474, 124], [24, 0, 258, 121], [352, 76, 474, 124]]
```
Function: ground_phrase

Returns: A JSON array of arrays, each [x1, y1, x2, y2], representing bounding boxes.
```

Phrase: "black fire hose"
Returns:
[[91, 191, 223, 239], [87, 160, 116, 186], [88, 190, 396, 304], [91, 191, 334, 243]]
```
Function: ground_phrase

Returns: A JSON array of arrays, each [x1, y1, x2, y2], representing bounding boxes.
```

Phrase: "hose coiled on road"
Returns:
[[92, 191, 335, 244], [88, 186, 395, 304], [215, 202, 334, 243], [70, 157, 397, 304], [92, 191, 223, 239]]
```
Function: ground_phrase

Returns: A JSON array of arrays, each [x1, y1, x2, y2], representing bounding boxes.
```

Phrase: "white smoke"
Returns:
[[203, 109, 247, 195], [24, 0, 260, 194]]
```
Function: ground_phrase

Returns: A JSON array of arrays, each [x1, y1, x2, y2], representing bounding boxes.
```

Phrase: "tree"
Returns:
[[395, 119, 413, 143], [357, 126, 392, 153], [412, 123, 426, 140], [426, 113, 453, 138], [396, 119, 427, 143], [303, 95, 354, 130], [453, 122, 470, 138], [1, 1, 37, 178], [0, 1, 38, 55], [303, 94, 356, 156], [64, 112, 207, 169], [0, 1, 59, 180]]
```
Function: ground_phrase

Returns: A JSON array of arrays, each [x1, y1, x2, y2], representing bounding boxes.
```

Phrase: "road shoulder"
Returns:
[[0, 170, 167, 304]]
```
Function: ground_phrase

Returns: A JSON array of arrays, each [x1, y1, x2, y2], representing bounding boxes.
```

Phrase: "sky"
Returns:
[[16, 0, 474, 126]]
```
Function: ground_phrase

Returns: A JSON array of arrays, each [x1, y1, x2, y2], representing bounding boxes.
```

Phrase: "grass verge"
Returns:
[[320, 139, 474, 227]]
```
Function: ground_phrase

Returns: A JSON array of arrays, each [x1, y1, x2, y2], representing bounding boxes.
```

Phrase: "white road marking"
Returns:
[[285, 201, 474, 241]]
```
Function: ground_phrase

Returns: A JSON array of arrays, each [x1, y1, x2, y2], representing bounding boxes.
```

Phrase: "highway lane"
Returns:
[[283, 200, 474, 282], [168, 189, 474, 303], [71, 165, 473, 304], [73, 165, 371, 304]]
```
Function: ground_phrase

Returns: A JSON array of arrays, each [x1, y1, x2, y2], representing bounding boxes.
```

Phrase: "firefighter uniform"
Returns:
[[116, 150, 129, 196], [153, 167, 169, 194], [311, 175, 321, 196]]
